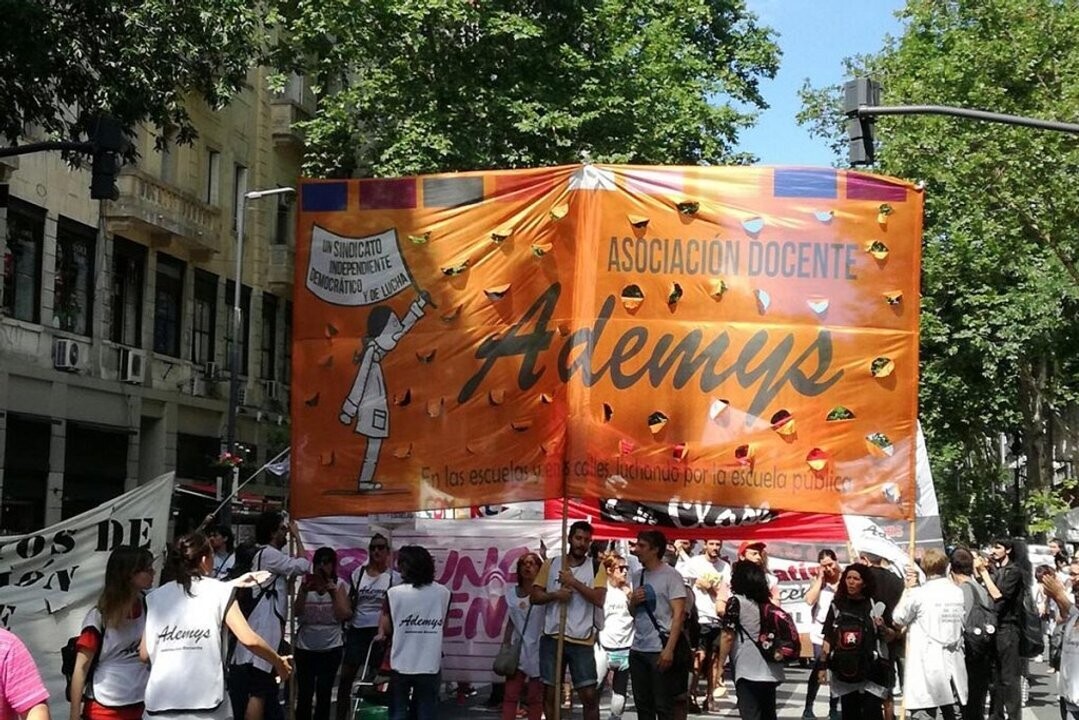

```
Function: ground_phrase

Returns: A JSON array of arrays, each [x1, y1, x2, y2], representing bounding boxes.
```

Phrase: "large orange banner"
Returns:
[[291, 165, 922, 520]]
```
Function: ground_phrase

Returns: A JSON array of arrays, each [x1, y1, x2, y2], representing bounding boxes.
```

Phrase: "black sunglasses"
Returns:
[[370, 544, 389, 551]]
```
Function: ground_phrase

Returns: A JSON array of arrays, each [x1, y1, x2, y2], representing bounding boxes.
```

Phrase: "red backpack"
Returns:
[[754, 602, 802, 663]]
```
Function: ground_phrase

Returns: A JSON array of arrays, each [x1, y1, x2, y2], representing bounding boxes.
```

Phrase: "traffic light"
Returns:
[[843, 78, 881, 166], [90, 150, 120, 201], [88, 115, 128, 201]]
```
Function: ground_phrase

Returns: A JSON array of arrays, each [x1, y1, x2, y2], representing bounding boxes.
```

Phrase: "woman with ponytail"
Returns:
[[140, 532, 292, 720], [69, 546, 155, 720]]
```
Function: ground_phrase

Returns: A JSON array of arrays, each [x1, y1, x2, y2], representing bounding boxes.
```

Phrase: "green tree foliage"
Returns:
[[798, 0, 1079, 542], [0, 0, 268, 150], [269, 0, 780, 176]]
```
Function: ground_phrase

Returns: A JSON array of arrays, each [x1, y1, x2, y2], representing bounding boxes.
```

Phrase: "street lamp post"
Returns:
[[221, 186, 295, 529]]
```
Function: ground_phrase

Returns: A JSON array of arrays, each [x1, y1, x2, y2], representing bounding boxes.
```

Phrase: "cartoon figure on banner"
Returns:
[[303, 224, 434, 495], [339, 292, 429, 491]]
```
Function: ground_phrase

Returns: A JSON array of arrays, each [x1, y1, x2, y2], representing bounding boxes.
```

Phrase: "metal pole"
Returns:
[[222, 192, 246, 530], [855, 104, 1079, 134]]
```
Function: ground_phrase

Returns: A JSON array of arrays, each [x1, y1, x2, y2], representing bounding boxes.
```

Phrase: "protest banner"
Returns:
[[296, 516, 560, 682], [292, 165, 922, 519], [0, 473, 174, 703]]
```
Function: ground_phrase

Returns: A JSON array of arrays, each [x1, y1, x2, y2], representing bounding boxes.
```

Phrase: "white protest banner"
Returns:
[[306, 226, 415, 306], [0, 473, 174, 703], [297, 516, 561, 682]]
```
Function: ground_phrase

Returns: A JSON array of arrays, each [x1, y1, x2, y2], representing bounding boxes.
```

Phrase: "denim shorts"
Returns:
[[539, 634, 599, 689]]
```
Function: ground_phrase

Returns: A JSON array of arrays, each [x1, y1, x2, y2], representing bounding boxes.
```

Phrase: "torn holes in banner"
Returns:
[[676, 201, 699, 216], [770, 409, 796, 437], [870, 357, 895, 378], [491, 224, 515, 244], [618, 438, 636, 456], [806, 448, 829, 472], [883, 290, 902, 306], [484, 284, 511, 302], [711, 279, 728, 299], [426, 398, 444, 418], [393, 444, 413, 459], [441, 261, 469, 276], [621, 284, 645, 311], [647, 411, 669, 435], [742, 217, 764, 235], [488, 389, 506, 406], [305, 392, 320, 407], [394, 389, 412, 406], [667, 283, 683, 306], [408, 232, 430, 244], [755, 288, 771, 312], [814, 210, 834, 223], [672, 443, 689, 461], [325, 323, 339, 338], [734, 444, 754, 465], [708, 398, 729, 422], [866, 432, 894, 458], [628, 213, 649, 230], [866, 240, 889, 261], [603, 403, 614, 423], [440, 304, 462, 323], [540, 393, 554, 404], [531, 241, 553, 257], [511, 419, 533, 432], [877, 203, 893, 226], [549, 204, 569, 221], [807, 297, 829, 315], [416, 348, 437, 363], [826, 406, 855, 422]]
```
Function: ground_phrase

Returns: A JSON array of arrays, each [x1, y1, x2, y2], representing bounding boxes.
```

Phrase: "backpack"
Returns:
[[735, 598, 801, 664], [829, 608, 877, 683], [960, 581, 997, 659], [61, 630, 102, 703], [1019, 585, 1045, 659]]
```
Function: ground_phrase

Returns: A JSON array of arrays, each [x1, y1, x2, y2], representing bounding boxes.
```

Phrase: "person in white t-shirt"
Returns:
[[531, 521, 608, 720], [69, 546, 156, 720], [294, 548, 350, 720], [596, 552, 634, 720], [715, 560, 785, 720], [678, 539, 731, 709], [803, 548, 841, 720], [1041, 569, 1079, 719], [230, 512, 309, 720], [208, 527, 236, 580], [140, 532, 291, 720], [377, 546, 450, 720], [335, 533, 400, 720], [629, 529, 689, 720], [501, 552, 544, 720]]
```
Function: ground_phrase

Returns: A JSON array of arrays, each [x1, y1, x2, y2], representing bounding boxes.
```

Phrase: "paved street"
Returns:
[[432, 663, 1062, 720]]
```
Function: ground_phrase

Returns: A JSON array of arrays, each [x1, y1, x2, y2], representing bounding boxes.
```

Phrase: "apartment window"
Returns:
[[232, 164, 248, 233], [153, 253, 185, 356], [1, 414, 50, 534], [224, 280, 251, 375], [274, 193, 291, 245], [283, 300, 292, 385], [205, 149, 221, 205], [261, 293, 278, 380], [54, 217, 96, 336], [191, 270, 217, 366], [110, 237, 146, 346], [160, 138, 177, 186], [2, 199, 45, 323], [62, 423, 127, 520]]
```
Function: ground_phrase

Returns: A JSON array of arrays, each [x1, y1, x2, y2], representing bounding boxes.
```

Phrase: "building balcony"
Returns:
[[267, 245, 294, 292], [104, 169, 222, 255], [271, 74, 315, 147]]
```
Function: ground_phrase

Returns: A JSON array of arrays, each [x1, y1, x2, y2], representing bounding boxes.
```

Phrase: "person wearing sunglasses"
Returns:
[[336, 534, 400, 720], [595, 553, 634, 720]]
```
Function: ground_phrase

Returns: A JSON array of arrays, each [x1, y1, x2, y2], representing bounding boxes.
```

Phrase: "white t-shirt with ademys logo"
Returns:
[[143, 578, 234, 714], [387, 583, 451, 675], [349, 567, 401, 629], [79, 606, 149, 707]]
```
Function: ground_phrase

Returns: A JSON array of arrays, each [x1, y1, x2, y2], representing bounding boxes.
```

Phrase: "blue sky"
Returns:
[[735, 0, 907, 167]]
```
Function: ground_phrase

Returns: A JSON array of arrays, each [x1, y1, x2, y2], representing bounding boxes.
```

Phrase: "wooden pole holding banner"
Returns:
[[552, 495, 569, 720]]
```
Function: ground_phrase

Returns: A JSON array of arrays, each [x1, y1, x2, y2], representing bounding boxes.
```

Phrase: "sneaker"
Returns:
[[802, 711, 816, 720], [712, 686, 727, 701]]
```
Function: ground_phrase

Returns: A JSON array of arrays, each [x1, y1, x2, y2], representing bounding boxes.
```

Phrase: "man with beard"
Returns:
[[532, 521, 607, 720], [679, 539, 731, 710], [804, 549, 842, 720]]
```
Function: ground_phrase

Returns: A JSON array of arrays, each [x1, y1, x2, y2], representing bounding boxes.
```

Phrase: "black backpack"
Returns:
[[61, 631, 102, 702], [829, 608, 877, 683], [960, 581, 997, 659], [1019, 586, 1044, 658]]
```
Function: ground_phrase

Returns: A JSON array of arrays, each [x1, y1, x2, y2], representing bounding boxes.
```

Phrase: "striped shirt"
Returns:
[[0, 629, 49, 720]]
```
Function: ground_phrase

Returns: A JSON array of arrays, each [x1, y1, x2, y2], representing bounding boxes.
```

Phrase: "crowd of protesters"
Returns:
[[6, 517, 1079, 720]]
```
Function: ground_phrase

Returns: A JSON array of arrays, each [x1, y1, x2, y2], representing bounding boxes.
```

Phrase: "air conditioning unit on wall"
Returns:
[[188, 376, 207, 396], [263, 380, 280, 402], [53, 337, 81, 371], [119, 347, 145, 384]]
